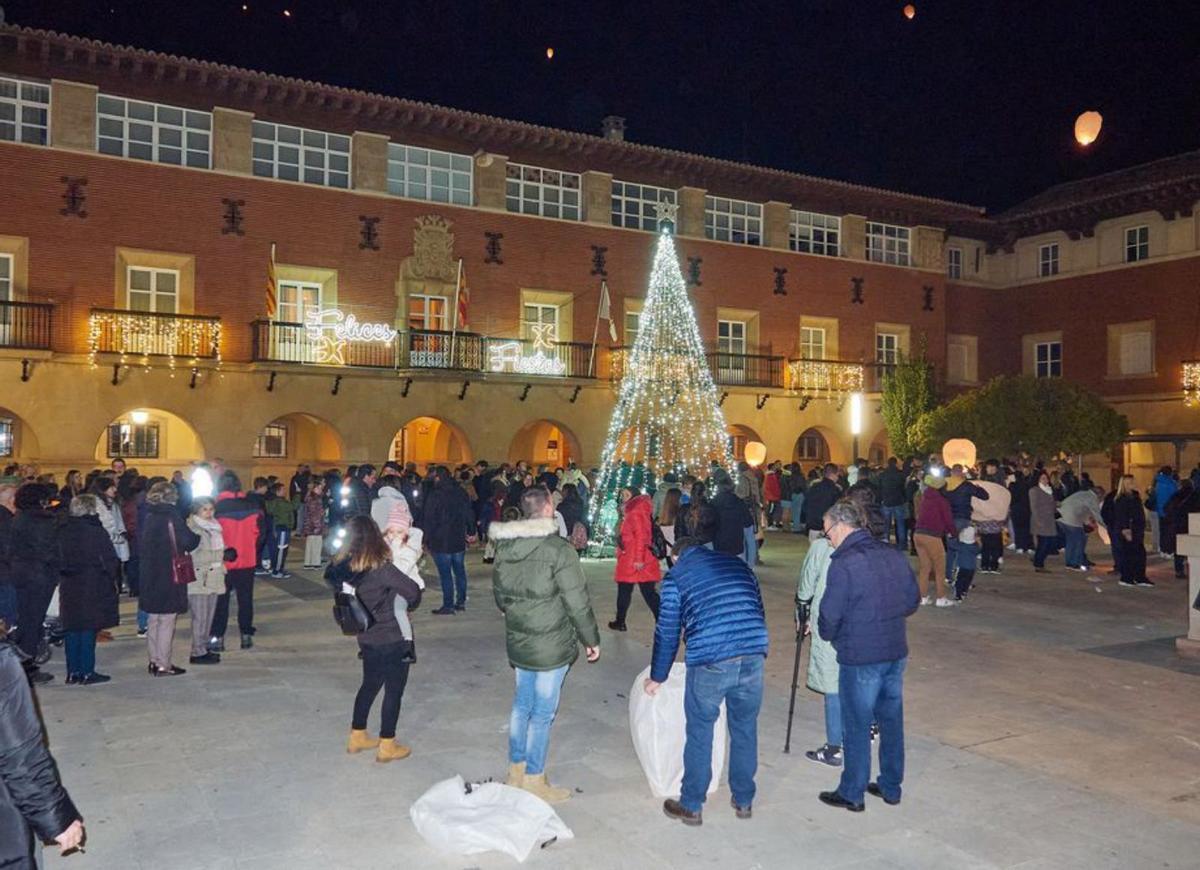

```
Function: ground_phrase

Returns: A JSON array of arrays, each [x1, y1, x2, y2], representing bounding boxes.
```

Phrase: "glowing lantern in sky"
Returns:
[[545, 47, 555, 60], [744, 441, 767, 468], [903, 4, 916, 19], [941, 438, 977, 470], [1074, 111, 1102, 146]]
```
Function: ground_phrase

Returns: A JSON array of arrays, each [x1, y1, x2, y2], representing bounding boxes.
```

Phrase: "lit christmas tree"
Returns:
[[588, 207, 733, 546]]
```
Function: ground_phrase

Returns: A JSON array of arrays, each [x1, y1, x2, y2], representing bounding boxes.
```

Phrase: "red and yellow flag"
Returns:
[[456, 259, 469, 330], [265, 242, 278, 319]]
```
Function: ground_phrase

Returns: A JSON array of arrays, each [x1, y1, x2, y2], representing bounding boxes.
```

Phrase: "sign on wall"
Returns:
[[304, 308, 398, 365]]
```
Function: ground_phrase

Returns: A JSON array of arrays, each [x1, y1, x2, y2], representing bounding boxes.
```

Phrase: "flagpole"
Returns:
[[449, 257, 463, 367], [588, 279, 605, 377]]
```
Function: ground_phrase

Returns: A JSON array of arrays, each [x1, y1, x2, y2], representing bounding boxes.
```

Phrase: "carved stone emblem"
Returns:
[[408, 215, 456, 281]]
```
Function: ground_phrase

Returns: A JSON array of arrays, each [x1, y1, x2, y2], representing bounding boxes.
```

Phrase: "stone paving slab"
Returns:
[[32, 533, 1200, 869]]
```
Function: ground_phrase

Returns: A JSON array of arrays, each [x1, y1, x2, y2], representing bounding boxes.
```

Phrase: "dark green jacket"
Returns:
[[492, 516, 600, 670]]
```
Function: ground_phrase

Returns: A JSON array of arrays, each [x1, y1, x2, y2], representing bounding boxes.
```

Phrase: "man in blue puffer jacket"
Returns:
[[644, 502, 768, 827], [817, 499, 920, 813]]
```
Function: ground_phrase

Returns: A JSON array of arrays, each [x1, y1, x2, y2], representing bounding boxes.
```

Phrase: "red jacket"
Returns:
[[763, 471, 782, 502], [215, 491, 264, 570], [914, 487, 956, 537], [615, 495, 661, 583]]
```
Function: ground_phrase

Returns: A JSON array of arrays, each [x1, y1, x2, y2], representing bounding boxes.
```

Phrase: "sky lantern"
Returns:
[[545, 47, 555, 60], [744, 441, 767, 467], [903, 4, 916, 19], [1074, 111, 1103, 146], [941, 438, 977, 470]]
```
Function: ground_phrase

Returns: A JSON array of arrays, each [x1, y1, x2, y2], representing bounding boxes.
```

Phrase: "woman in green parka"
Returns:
[[797, 533, 842, 767]]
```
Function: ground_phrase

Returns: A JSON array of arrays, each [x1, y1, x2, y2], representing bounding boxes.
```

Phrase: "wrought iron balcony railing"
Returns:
[[609, 347, 785, 388], [88, 308, 221, 364], [0, 300, 54, 350]]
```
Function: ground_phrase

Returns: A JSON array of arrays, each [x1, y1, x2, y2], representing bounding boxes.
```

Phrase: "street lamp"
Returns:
[[849, 392, 863, 463]]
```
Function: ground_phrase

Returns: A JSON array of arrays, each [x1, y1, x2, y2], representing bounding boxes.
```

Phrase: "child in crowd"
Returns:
[[954, 525, 980, 601], [385, 521, 424, 664], [265, 482, 297, 578]]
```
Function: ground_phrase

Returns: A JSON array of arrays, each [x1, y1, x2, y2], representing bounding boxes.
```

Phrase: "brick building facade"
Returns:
[[1, 26, 1197, 483]]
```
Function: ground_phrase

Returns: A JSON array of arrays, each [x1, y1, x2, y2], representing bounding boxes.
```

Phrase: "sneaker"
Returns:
[[1135, 578, 1156, 587], [136, 628, 148, 638], [1006, 543, 1016, 551], [804, 744, 843, 767], [431, 606, 456, 616], [208, 637, 225, 652], [1118, 578, 1137, 587], [254, 568, 271, 577], [870, 723, 879, 742], [920, 595, 933, 606], [935, 597, 957, 607], [79, 672, 111, 685], [270, 571, 291, 579]]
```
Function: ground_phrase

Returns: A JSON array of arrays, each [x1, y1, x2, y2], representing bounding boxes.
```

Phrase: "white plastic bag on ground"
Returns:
[[410, 775, 573, 863], [629, 663, 726, 798]]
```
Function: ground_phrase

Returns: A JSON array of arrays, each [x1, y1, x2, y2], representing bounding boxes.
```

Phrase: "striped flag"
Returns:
[[456, 259, 469, 329], [265, 242, 278, 319]]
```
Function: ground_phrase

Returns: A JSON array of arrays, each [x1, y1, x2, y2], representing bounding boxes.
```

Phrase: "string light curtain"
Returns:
[[588, 226, 733, 544]]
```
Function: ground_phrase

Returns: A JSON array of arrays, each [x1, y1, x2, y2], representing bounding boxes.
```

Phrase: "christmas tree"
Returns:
[[588, 211, 733, 545]]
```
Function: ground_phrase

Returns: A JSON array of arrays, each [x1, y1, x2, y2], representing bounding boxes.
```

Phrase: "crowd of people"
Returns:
[[1, 446, 1192, 862]]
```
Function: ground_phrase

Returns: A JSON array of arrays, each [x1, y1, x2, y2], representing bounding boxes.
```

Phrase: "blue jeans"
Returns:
[[681, 654, 764, 813], [1063, 525, 1087, 568], [137, 609, 149, 632], [945, 517, 969, 579], [432, 550, 467, 609], [790, 494, 805, 532], [1033, 535, 1055, 568], [741, 526, 757, 566], [882, 505, 907, 550], [64, 629, 96, 676], [509, 664, 569, 775], [824, 691, 843, 747], [272, 527, 291, 573], [838, 657, 906, 805], [0, 584, 17, 629]]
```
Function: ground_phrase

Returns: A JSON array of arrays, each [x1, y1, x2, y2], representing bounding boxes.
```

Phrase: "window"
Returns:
[[0, 76, 49, 145], [126, 266, 178, 313], [796, 429, 828, 462], [505, 163, 581, 220], [728, 433, 748, 462], [252, 424, 288, 458], [252, 121, 350, 188], [865, 222, 911, 265], [611, 181, 677, 231], [0, 253, 10, 302], [875, 332, 900, 365], [790, 211, 840, 256], [97, 95, 210, 168], [947, 334, 978, 385], [946, 246, 962, 279], [718, 320, 747, 355], [408, 294, 449, 331], [800, 325, 826, 360], [705, 197, 762, 245], [1038, 243, 1059, 277], [1035, 341, 1062, 378], [107, 422, 159, 458], [1108, 321, 1154, 377], [387, 144, 472, 205], [624, 311, 641, 346], [522, 303, 559, 341], [277, 280, 322, 324], [0, 417, 12, 457], [1125, 226, 1149, 262]]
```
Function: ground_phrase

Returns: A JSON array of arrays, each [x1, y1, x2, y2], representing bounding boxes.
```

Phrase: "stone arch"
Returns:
[[508, 419, 581, 469], [389, 416, 473, 469], [867, 429, 891, 467], [727, 423, 762, 463], [793, 425, 848, 467], [0, 406, 41, 464], [93, 407, 205, 476], [250, 412, 346, 477]]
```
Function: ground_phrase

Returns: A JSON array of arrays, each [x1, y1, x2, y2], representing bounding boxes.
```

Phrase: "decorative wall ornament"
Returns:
[[590, 245, 608, 277], [60, 176, 88, 218], [686, 256, 703, 287], [922, 285, 934, 311], [484, 231, 504, 264], [409, 215, 456, 281], [773, 267, 788, 296], [303, 308, 398, 366], [850, 276, 865, 304], [358, 215, 381, 251], [221, 198, 245, 235], [787, 359, 864, 401]]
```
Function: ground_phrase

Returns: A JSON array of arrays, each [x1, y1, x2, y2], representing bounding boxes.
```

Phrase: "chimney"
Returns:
[[601, 115, 626, 142]]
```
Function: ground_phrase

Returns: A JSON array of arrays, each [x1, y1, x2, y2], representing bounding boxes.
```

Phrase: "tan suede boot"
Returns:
[[375, 738, 412, 763], [506, 761, 526, 786], [521, 772, 572, 803], [346, 729, 380, 754]]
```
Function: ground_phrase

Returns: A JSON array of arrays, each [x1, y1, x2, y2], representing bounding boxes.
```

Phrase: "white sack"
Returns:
[[628, 663, 726, 798], [410, 775, 573, 863]]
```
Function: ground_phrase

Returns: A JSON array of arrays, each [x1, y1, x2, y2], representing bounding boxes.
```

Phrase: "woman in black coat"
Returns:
[[138, 482, 200, 676], [9, 485, 61, 684], [58, 495, 120, 685], [1112, 475, 1150, 587], [557, 484, 585, 538]]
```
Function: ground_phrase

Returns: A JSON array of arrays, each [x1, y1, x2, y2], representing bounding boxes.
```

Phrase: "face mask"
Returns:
[[1039, 483, 1053, 495]]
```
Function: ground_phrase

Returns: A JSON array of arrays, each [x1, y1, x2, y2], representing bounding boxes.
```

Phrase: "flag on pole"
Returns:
[[599, 280, 617, 342], [265, 242, 278, 319], [456, 260, 469, 330]]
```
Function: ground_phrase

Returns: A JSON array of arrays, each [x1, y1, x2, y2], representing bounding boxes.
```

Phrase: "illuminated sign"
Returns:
[[303, 308, 398, 365], [488, 322, 566, 375]]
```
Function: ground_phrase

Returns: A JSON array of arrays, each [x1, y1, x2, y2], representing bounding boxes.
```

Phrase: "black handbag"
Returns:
[[332, 589, 374, 636]]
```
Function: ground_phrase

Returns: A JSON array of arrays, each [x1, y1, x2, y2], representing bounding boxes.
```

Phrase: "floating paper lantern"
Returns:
[[744, 441, 767, 467], [903, 4, 916, 19], [546, 47, 555, 60], [942, 438, 977, 470], [1074, 111, 1102, 146]]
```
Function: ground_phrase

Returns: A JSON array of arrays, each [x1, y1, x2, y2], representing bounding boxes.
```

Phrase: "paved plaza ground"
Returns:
[[34, 532, 1200, 870]]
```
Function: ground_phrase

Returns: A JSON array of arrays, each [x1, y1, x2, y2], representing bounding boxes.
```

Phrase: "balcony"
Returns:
[[0, 300, 54, 350], [251, 320, 600, 379], [88, 308, 221, 363], [609, 347, 784, 388], [785, 358, 866, 397]]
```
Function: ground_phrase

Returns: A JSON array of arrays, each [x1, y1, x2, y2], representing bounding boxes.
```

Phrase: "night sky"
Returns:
[[6, 0, 1200, 212]]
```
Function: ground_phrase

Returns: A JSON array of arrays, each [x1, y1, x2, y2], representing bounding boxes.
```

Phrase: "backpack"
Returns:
[[332, 586, 374, 636], [570, 522, 588, 550], [650, 523, 669, 560]]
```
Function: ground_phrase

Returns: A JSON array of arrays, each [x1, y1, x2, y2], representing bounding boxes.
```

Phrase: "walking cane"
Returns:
[[784, 596, 812, 753]]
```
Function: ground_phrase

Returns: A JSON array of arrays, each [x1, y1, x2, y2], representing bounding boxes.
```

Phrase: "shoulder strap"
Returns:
[[167, 517, 178, 556]]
